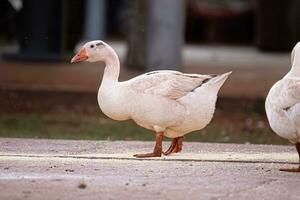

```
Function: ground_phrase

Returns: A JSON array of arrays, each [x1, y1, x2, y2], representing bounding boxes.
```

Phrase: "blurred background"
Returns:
[[0, 0, 299, 144]]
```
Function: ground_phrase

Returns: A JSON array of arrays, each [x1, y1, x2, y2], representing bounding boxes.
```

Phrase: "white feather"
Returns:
[[81, 40, 231, 138], [266, 42, 300, 143]]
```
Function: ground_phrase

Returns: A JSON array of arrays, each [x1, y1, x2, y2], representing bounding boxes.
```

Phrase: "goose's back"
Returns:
[[266, 80, 300, 142]]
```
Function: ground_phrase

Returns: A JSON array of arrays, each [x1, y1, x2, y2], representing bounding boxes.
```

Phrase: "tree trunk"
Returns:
[[126, 0, 185, 71]]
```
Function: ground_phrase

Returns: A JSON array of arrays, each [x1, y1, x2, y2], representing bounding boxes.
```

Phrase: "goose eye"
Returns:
[[90, 45, 95, 48]]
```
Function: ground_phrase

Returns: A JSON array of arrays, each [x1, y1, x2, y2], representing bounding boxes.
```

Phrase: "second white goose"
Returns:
[[266, 42, 300, 172]]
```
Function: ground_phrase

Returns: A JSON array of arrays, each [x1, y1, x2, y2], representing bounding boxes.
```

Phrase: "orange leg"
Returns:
[[134, 132, 163, 158], [280, 143, 300, 172], [164, 137, 183, 156], [164, 138, 178, 155], [176, 137, 183, 152]]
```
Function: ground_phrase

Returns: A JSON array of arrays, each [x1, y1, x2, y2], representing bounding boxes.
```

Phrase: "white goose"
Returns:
[[71, 40, 231, 158], [266, 42, 300, 172]]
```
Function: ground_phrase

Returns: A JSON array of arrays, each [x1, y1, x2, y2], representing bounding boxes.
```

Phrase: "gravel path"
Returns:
[[0, 138, 299, 200]]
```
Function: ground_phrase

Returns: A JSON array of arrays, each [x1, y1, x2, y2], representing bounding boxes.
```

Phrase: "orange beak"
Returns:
[[71, 48, 88, 63]]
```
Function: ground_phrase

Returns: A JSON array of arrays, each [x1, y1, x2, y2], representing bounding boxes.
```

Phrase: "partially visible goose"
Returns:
[[266, 42, 300, 172], [71, 40, 231, 158]]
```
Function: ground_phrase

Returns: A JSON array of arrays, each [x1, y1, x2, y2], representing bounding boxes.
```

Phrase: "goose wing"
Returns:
[[281, 78, 300, 109], [130, 70, 217, 100]]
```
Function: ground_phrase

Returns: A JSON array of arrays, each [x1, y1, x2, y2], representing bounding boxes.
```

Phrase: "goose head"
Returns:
[[71, 40, 112, 63]]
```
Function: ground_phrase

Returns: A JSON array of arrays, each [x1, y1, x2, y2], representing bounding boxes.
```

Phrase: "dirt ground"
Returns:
[[0, 138, 299, 200]]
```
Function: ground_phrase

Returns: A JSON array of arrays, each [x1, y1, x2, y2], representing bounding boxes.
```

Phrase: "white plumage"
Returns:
[[72, 40, 231, 157], [266, 42, 300, 172]]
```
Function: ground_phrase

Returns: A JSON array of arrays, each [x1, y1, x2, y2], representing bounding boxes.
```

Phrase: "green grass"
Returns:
[[0, 113, 289, 145], [0, 114, 152, 140]]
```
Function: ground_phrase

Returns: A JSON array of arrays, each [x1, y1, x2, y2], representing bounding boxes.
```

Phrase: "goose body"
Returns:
[[99, 69, 231, 138], [265, 42, 300, 172], [266, 78, 300, 143], [72, 40, 231, 157]]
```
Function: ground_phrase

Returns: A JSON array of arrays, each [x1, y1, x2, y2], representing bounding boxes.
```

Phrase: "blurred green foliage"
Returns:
[[0, 113, 288, 145]]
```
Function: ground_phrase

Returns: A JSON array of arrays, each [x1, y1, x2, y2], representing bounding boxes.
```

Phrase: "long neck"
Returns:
[[289, 50, 300, 77], [102, 48, 120, 82]]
